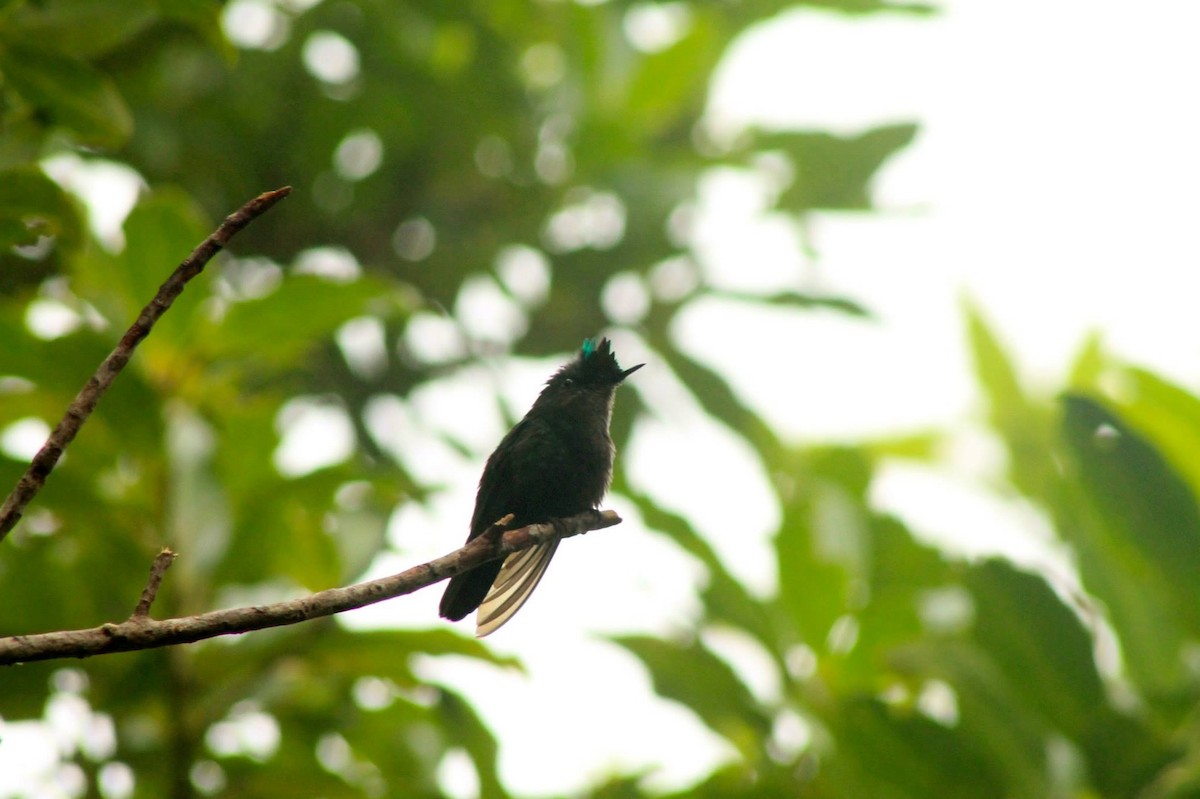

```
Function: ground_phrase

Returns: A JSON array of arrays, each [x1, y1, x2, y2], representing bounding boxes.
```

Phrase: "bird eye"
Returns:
[[563, 378, 574, 386]]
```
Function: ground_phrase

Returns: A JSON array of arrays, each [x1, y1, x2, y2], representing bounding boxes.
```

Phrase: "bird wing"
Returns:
[[469, 417, 546, 538], [474, 540, 560, 637]]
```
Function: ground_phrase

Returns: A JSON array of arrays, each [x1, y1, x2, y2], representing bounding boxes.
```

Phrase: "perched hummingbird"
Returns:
[[439, 337, 643, 636]]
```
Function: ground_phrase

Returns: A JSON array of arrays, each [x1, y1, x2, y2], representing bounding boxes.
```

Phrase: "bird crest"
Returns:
[[567, 337, 642, 385]]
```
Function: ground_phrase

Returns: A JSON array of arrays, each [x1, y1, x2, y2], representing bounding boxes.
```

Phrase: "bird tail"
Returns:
[[474, 541, 560, 637], [439, 561, 504, 622]]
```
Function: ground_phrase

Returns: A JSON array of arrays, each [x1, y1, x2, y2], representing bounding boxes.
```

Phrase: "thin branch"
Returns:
[[0, 187, 293, 544], [132, 548, 178, 619], [0, 509, 621, 665]]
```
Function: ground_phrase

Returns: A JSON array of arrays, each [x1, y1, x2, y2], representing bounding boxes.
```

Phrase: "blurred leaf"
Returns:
[[116, 188, 212, 310], [1062, 396, 1200, 626], [0, 43, 133, 148], [214, 466, 345, 591], [965, 299, 1030, 423], [715, 289, 871, 317], [1104, 367, 1200, 502], [1067, 331, 1106, 388], [963, 559, 1103, 735], [651, 336, 784, 463], [305, 627, 521, 686], [614, 635, 771, 760], [775, 477, 856, 650], [623, 13, 722, 137], [622, 486, 779, 653], [758, 124, 919, 212], [1, 0, 158, 58], [202, 275, 403, 371], [437, 690, 511, 799], [965, 302, 1058, 498], [891, 640, 1049, 798], [827, 696, 1005, 799], [1060, 395, 1200, 701], [0, 165, 82, 248], [845, 515, 948, 684]]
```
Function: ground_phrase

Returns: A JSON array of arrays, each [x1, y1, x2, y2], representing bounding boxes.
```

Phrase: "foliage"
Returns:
[[1, 0, 916, 796], [601, 312, 1200, 798], [6, 1, 1196, 799]]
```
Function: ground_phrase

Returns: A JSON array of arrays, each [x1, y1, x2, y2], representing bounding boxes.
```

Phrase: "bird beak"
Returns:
[[620, 363, 645, 381]]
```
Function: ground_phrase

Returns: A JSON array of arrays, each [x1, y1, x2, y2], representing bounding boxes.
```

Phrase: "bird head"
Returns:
[[562, 337, 642, 386], [534, 337, 643, 408]]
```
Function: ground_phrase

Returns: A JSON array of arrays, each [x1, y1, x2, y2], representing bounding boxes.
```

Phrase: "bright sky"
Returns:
[[5, 1, 1200, 797]]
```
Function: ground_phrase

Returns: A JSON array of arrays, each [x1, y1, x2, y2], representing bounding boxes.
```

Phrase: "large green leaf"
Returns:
[[963, 559, 1103, 735], [0, 43, 133, 148], [1104, 367, 1200, 503], [1060, 395, 1200, 703], [826, 696, 1005, 799]]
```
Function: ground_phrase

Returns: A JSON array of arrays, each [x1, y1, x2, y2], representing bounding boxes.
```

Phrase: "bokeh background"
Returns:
[[3, 1, 1200, 797]]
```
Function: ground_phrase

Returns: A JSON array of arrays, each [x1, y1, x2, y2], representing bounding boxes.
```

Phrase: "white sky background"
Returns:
[[5, 1, 1200, 797]]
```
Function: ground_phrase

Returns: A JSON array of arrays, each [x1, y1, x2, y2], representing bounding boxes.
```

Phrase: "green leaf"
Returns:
[[963, 559, 1104, 735], [437, 690, 510, 799], [827, 696, 1005, 799], [613, 635, 771, 760], [846, 515, 949, 683], [891, 640, 1049, 798], [1105, 367, 1200, 504], [1060, 394, 1200, 700], [119, 188, 213, 306], [623, 12, 722, 136], [0, 43, 133, 148], [714, 289, 872, 317], [757, 123, 919, 212], [305, 627, 522, 684], [621, 485, 779, 653], [965, 302, 1057, 497], [965, 299, 1030, 422], [1062, 396, 1200, 623], [2, 0, 158, 58], [0, 166, 82, 248], [775, 476, 856, 649], [649, 336, 784, 464], [216, 466, 349, 591], [202, 275, 402, 370]]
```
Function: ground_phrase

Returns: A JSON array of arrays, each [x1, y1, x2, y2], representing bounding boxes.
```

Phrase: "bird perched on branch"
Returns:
[[439, 337, 643, 636]]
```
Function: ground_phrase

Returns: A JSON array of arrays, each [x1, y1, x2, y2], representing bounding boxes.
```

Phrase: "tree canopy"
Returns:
[[4, 2, 1200, 798]]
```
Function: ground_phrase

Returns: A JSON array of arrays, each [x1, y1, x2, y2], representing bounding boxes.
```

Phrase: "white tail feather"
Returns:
[[475, 541, 560, 637]]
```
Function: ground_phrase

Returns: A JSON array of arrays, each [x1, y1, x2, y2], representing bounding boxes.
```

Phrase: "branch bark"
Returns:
[[0, 187, 293, 543], [0, 509, 621, 665]]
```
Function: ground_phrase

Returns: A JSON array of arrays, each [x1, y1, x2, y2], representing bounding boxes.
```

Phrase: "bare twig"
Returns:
[[132, 548, 178, 619], [0, 187, 293, 544], [0, 509, 621, 665]]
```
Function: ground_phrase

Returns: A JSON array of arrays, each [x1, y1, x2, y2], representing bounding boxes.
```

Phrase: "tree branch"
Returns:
[[132, 548, 177, 619], [0, 509, 621, 665], [0, 187, 293, 544]]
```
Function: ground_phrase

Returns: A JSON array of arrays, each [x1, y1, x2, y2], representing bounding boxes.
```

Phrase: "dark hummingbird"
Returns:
[[439, 337, 643, 636]]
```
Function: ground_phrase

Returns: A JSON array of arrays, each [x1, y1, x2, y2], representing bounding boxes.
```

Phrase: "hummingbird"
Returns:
[[439, 337, 643, 636]]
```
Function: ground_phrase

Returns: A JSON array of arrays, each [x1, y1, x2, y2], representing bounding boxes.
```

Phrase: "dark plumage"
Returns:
[[439, 337, 643, 636]]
